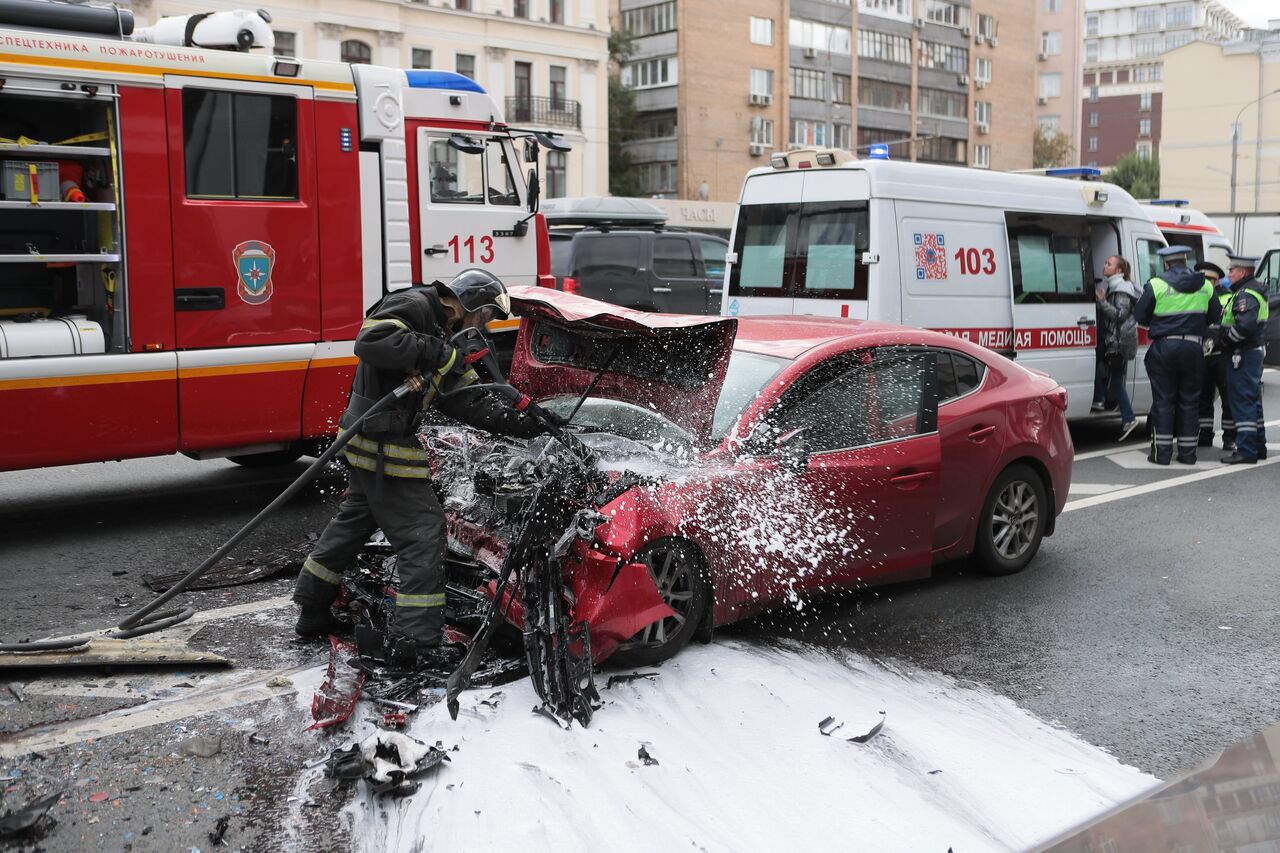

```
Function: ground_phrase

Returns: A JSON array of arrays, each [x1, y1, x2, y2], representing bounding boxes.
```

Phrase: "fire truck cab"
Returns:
[[0, 2, 558, 472]]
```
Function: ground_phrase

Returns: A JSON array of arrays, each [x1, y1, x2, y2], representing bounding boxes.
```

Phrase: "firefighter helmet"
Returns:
[[443, 269, 512, 319]]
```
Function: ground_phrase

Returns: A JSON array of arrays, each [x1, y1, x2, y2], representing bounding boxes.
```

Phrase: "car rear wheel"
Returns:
[[608, 539, 707, 668], [973, 464, 1047, 576]]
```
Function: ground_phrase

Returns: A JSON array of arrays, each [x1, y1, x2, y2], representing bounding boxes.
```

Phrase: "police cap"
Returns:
[[1156, 245, 1194, 259], [1226, 253, 1260, 270], [1194, 261, 1226, 279]]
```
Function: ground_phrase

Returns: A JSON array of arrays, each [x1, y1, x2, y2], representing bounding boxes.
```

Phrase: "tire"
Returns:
[[227, 447, 304, 468], [972, 464, 1048, 576], [608, 539, 708, 668]]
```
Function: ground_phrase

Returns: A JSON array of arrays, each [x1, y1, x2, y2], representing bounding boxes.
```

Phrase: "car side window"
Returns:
[[937, 350, 985, 403], [699, 237, 728, 280], [653, 237, 698, 278], [576, 236, 641, 280]]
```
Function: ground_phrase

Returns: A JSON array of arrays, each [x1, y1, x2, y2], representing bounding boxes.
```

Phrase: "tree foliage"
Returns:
[[1107, 152, 1160, 200], [607, 29, 643, 197], [1033, 126, 1075, 169]]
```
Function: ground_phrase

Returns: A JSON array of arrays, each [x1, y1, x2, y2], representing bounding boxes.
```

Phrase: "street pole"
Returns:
[[1229, 87, 1280, 214]]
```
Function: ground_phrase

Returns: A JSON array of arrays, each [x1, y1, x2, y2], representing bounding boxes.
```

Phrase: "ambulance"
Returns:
[[0, 1, 562, 473], [1139, 200, 1233, 269], [721, 148, 1168, 419]]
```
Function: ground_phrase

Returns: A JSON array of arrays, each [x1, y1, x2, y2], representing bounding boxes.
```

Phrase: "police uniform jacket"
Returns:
[[1133, 262, 1221, 338], [1220, 274, 1268, 351]]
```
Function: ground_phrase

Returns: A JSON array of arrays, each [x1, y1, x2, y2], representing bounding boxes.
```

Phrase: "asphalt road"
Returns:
[[1, 372, 1278, 851]]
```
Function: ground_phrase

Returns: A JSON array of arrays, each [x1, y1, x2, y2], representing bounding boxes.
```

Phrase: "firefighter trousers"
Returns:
[[293, 465, 448, 647], [1145, 338, 1204, 464], [1227, 347, 1267, 461], [1198, 354, 1235, 446]]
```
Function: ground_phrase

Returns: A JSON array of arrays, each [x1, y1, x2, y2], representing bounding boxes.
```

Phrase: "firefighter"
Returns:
[[293, 269, 544, 666], [1218, 254, 1270, 465], [1195, 261, 1235, 452], [1134, 245, 1220, 465]]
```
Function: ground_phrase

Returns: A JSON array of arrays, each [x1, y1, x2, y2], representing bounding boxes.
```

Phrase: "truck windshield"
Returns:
[[728, 201, 869, 300]]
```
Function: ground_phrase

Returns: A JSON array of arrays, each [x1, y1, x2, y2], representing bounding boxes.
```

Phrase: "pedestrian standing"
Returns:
[[1133, 245, 1220, 465], [1195, 262, 1236, 452], [1091, 254, 1142, 439], [1218, 254, 1270, 465]]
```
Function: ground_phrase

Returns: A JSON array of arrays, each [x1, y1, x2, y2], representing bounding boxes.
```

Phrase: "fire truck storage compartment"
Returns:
[[0, 84, 124, 358]]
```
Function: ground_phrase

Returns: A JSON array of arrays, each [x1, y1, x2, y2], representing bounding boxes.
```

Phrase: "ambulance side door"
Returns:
[[1128, 230, 1165, 410], [1006, 212, 1098, 418]]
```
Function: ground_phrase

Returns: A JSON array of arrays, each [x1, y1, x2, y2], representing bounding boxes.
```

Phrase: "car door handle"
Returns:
[[1077, 316, 1097, 327], [889, 470, 935, 489], [967, 424, 997, 442], [175, 287, 225, 311], [424, 245, 447, 256], [709, 288, 724, 294], [653, 287, 672, 293]]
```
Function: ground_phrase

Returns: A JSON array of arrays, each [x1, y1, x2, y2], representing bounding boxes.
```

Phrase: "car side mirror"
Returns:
[[775, 427, 809, 474], [526, 167, 540, 213]]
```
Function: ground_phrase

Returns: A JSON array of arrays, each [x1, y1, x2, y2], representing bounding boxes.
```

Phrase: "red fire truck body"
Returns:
[[0, 17, 552, 472]]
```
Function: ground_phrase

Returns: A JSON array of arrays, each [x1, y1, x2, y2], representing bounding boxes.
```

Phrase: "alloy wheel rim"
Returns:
[[632, 545, 696, 648], [991, 480, 1039, 561]]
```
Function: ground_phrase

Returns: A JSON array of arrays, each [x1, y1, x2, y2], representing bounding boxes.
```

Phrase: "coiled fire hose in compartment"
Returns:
[[0, 377, 425, 654]]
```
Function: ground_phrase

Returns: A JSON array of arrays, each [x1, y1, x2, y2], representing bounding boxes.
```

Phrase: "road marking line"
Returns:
[[1072, 419, 1280, 463], [1063, 456, 1280, 513], [1066, 483, 1128, 495]]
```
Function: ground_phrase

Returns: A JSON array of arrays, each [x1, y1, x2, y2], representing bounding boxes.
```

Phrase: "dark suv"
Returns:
[[548, 227, 729, 315]]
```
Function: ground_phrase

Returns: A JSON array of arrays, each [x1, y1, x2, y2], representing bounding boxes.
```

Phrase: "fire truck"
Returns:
[[0, 1, 561, 472]]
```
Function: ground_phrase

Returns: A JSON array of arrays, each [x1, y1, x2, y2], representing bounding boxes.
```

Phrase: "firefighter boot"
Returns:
[[294, 605, 352, 639]]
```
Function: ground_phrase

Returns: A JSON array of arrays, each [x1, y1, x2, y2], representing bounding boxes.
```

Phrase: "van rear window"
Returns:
[[729, 201, 869, 300]]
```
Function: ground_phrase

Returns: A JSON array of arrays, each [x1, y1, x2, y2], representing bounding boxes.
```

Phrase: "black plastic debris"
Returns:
[[142, 538, 313, 592], [209, 815, 230, 846], [324, 733, 452, 796], [638, 745, 659, 766], [605, 672, 660, 689], [0, 791, 62, 838], [818, 711, 886, 744]]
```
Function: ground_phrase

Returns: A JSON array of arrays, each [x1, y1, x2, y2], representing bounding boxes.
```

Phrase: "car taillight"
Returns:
[[562, 276, 580, 295], [1046, 386, 1069, 411]]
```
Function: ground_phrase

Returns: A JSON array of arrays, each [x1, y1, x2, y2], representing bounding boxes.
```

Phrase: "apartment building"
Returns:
[[120, 0, 611, 197], [1079, 0, 1243, 169], [617, 0, 1035, 202], [1161, 26, 1280, 213], [1033, 0, 1086, 160]]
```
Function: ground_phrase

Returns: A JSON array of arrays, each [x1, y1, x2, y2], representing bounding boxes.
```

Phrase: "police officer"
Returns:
[[293, 269, 544, 666], [1134, 245, 1220, 465], [1195, 261, 1236, 452], [1218, 254, 1270, 464]]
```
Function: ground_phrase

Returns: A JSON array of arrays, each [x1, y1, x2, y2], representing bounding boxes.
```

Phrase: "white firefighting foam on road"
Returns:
[[338, 641, 1156, 852]]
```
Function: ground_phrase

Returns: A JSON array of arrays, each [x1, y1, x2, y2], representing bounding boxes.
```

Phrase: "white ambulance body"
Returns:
[[722, 150, 1167, 419], [1139, 202, 1233, 270]]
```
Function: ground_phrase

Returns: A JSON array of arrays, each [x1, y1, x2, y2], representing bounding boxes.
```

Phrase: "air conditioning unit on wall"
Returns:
[[1037, 95, 1049, 105], [748, 93, 773, 106], [976, 79, 987, 89], [977, 122, 990, 134], [804, 46, 818, 58], [957, 73, 970, 85], [749, 143, 767, 156]]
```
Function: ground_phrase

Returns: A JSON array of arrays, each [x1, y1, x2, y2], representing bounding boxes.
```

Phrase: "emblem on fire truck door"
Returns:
[[232, 241, 277, 305]]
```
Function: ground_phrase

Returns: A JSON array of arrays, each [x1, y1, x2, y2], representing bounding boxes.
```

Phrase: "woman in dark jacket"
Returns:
[[1090, 254, 1141, 439]]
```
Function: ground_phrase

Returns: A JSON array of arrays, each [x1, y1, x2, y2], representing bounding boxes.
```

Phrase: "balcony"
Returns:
[[505, 95, 581, 130]]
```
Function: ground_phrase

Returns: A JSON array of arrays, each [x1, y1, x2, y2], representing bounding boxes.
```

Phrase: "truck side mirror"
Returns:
[[526, 168, 540, 213]]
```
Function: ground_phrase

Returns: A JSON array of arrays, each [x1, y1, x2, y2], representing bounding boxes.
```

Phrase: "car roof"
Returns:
[[732, 316, 995, 361]]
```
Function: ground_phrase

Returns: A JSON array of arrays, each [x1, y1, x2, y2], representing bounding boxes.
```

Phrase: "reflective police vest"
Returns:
[[1150, 276, 1214, 319], [1221, 286, 1271, 326]]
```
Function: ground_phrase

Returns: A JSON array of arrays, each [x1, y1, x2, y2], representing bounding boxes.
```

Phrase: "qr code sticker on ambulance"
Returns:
[[914, 232, 947, 280]]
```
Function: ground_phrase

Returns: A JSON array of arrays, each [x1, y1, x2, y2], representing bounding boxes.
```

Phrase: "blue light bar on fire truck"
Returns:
[[404, 70, 487, 94]]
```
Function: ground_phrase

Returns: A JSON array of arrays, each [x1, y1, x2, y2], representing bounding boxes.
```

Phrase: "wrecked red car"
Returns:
[[427, 287, 1072, 668]]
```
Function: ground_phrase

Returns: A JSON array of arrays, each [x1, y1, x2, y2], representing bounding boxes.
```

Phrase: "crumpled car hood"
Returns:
[[507, 286, 737, 443]]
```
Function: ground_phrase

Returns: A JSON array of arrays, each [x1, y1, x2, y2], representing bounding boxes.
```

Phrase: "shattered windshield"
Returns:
[[539, 396, 694, 449], [709, 349, 790, 441]]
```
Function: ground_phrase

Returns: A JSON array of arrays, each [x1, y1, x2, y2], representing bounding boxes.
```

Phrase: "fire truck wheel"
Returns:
[[227, 447, 305, 468]]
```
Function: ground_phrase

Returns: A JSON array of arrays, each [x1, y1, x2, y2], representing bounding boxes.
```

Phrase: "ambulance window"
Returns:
[[797, 203, 868, 298], [732, 204, 794, 296], [183, 89, 298, 200], [1136, 239, 1163, 286], [428, 138, 485, 204], [485, 139, 520, 206], [1006, 213, 1092, 304], [1162, 232, 1202, 263]]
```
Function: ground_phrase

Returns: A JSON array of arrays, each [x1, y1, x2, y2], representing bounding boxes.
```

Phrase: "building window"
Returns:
[[1089, 85, 1099, 101], [1136, 7, 1161, 31], [859, 0, 911, 16], [974, 143, 990, 168], [919, 41, 969, 73], [858, 29, 912, 64], [1150, 64, 1161, 80], [1088, 135, 1098, 151], [1087, 160, 1098, 168], [1134, 66, 1146, 82], [790, 18, 851, 55], [976, 57, 992, 82], [751, 67, 775, 98], [549, 65, 567, 107], [550, 0, 564, 24], [412, 48, 432, 69], [751, 117, 775, 147], [1040, 31, 1061, 55], [273, 31, 296, 57], [513, 0, 529, 18], [917, 135, 965, 164], [1088, 111, 1098, 127], [1085, 13, 1098, 36], [1085, 40, 1098, 63], [622, 1, 676, 37], [833, 123, 852, 149], [918, 87, 967, 118], [1136, 142, 1152, 159], [1042, 0, 1060, 11], [1139, 118, 1151, 137], [750, 16, 774, 45], [975, 100, 991, 125], [637, 112, 677, 139], [1040, 115, 1061, 130], [858, 78, 911, 111], [455, 0, 470, 9], [546, 151, 567, 198], [976, 14, 997, 40], [182, 89, 298, 200], [924, 0, 967, 28], [832, 73, 851, 104], [622, 57, 677, 89], [341, 40, 371, 64], [637, 161, 677, 194], [1165, 32, 1193, 50], [1139, 92, 1152, 111], [1135, 35, 1162, 58], [1167, 3, 1193, 27], [1038, 72, 1061, 99], [790, 119, 827, 147], [790, 67, 825, 100], [456, 53, 476, 79]]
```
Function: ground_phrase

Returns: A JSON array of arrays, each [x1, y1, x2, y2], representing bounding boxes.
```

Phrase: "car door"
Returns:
[[572, 233, 642, 308], [1257, 249, 1280, 363], [932, 350, 1003, 552], [650, 235, 705, 314]]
